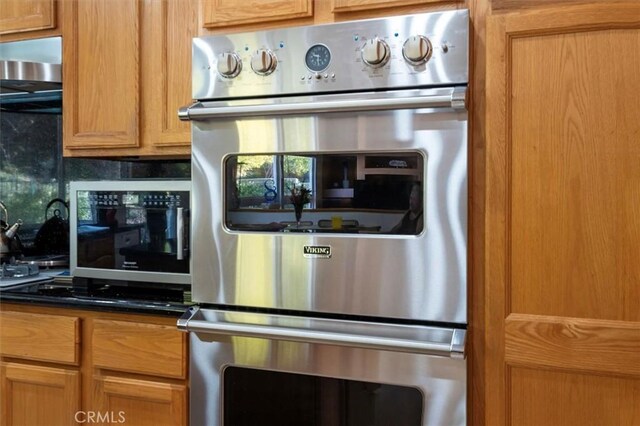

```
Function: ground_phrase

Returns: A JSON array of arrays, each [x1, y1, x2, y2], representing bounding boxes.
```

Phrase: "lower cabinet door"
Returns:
[[1, 362, 80, 426], [93, 375, 187, 426]]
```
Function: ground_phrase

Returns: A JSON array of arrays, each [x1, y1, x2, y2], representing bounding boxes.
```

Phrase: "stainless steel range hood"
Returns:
[[0, 37, 62, 114]]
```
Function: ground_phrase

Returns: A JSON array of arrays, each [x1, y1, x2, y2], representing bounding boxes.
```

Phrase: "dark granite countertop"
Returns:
[[0, 278, 194, 317]]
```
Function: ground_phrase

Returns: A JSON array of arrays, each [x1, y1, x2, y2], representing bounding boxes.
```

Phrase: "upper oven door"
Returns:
[[188, 87, 467, 323]]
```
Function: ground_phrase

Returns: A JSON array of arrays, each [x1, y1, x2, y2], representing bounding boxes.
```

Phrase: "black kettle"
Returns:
[[34, 198, 69, 255]]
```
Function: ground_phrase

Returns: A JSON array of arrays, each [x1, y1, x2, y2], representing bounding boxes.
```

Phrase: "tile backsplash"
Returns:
[[0, 112, 190, 238]]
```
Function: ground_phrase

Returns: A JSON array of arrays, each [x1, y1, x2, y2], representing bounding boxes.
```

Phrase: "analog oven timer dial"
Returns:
[[305, 44, 331, 72]]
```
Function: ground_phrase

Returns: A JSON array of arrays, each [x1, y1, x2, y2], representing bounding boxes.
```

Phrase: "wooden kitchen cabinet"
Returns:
[[0, 0, 58, 40], [199, 0, 467, 35], [62, 0, 195, 157], [201, 0, 312, 29], [1, 362, 80, 426], [94, 375, 187, 426], [0, 309, 81, 426], [0, 303, 189, 425], [332, 0, 451, 13], [480, 2, 640, 425]]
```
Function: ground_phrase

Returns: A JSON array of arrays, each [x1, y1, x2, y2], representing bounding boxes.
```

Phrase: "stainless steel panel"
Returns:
[[192, 10, 468, 100], [191, 88, 467, 323], [189, 308, 466, 426]]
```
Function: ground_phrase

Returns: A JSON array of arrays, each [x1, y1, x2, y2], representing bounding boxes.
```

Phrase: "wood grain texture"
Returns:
[[491, 0, 636, 13], [2, 303, 188, 420], [509, 26, 640, 322], [1, 362, 80, 426], [484, 11, 508, 426], [63, 0, 140, 150], [505, 314, 640, 377], [199, 0, 466, 35], [143, 0, 195, 149], [94, 375, 187, 426], [469, 0, 490, 423], [332, 0, 455, 13], [510, 367, 640, 426], [202, 0, 312, 28], [92, 319, 187, 379], [0, 311, 79, 365], [485, 3, 640, 426], [0, 0, 55, 35]]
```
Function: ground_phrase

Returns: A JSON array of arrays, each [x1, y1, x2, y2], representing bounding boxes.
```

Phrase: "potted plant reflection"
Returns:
[[289, 184, 311, 227]]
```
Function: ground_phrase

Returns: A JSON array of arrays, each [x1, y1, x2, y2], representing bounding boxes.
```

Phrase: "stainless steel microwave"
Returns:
[[69, 180, 190, 285]]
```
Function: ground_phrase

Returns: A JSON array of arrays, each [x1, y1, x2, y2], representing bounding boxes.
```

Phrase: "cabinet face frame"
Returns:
[[484, 3, 640, 426]]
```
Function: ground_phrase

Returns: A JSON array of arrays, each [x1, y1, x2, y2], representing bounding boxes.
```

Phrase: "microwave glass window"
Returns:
[[224, 152, 424, 235], [75, 189, 190, 273]]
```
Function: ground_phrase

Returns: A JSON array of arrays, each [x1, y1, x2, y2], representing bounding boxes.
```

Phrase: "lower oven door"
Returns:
[[180, 307, 466, 426]]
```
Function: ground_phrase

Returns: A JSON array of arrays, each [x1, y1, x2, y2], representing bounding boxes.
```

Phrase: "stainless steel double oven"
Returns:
[[179, 10, 469, 425]]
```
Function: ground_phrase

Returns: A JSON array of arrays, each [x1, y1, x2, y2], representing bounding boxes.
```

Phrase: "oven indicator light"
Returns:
[[303, 245, 332, 259]]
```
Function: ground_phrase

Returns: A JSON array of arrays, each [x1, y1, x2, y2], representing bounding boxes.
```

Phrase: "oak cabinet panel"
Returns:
[[1, 304, 189, 425], [63, 0, 194, 157], [483, 2, 640, 425], [0, 0, 55, 35], [510, 367, 640, 426], [63, 0, 140, 150], [332, 0, 449, 13], [1, 362, 80, 426], [201, 0, 312, 28], [94, 375, 187, 426], [92, 319, 187, 379], [144, 0, 195, 149], [0, 311, 80, 365]]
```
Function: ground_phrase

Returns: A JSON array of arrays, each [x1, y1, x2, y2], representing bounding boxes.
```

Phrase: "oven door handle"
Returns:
[[178, 308, 466, 359], [178, 87, 466, 121]]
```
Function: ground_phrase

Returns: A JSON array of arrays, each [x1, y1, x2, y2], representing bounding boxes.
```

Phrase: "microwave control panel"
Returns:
[[86, 192, 187, 208]]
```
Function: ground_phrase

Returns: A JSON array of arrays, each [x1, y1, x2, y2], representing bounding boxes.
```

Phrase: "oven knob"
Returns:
[[402, 35, 433, 65], [250, 49, 277, 76], [361, 37, 390, 68], [217, 52, 242, 78]]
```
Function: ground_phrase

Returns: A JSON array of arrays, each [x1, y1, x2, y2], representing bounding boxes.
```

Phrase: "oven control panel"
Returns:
[[192, 9, 468, 100]]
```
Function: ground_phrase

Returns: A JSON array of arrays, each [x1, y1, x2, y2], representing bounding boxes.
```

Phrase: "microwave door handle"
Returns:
[[176, 207, 184, 260], [178, 87, 466, 121]]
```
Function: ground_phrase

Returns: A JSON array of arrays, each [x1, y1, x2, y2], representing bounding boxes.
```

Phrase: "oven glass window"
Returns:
[[224, 152, 424, 235], [223, 366, 423, 425]]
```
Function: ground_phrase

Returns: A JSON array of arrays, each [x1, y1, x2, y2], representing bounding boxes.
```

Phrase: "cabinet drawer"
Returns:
[[0, 311, 80, 365], [92, 319, 186, 379]]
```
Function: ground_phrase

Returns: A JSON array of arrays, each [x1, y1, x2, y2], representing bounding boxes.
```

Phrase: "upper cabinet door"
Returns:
[[0, 0, 55, 35], [144, 0, 196, 149], [201, 0, 312, 29], [332, 0, 446, 13], [63, 0, 140, 150]]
